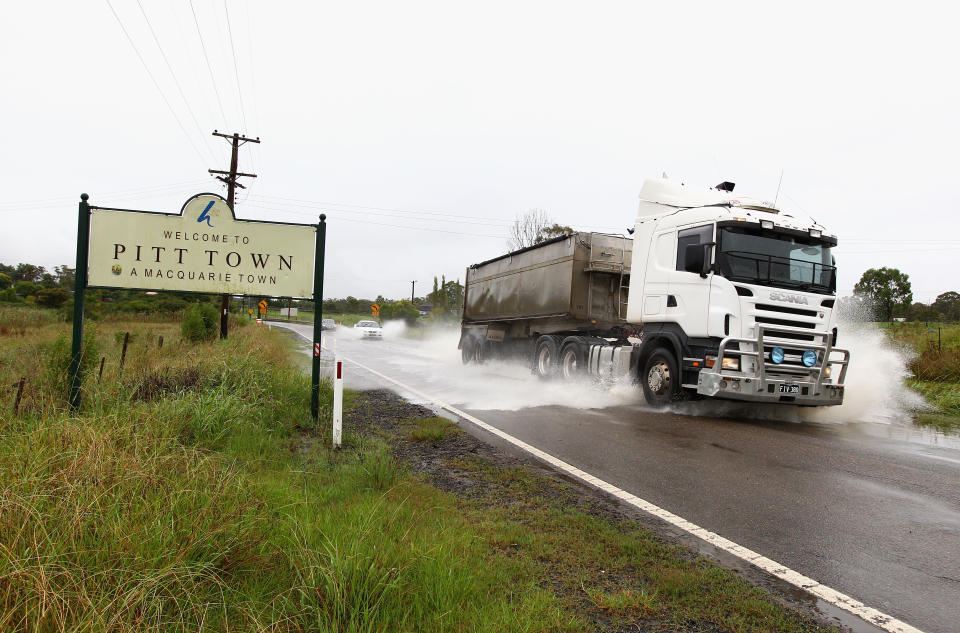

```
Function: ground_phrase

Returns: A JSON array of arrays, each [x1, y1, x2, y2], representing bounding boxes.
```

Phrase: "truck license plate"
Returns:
[[778, 384, 800, 394]]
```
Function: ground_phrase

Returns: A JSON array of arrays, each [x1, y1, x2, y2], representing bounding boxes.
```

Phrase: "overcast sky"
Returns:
[[2, 1, 958, 302]]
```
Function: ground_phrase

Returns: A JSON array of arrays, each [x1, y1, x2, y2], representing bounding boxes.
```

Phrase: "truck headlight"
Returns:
[[823, 365, 832, 378]]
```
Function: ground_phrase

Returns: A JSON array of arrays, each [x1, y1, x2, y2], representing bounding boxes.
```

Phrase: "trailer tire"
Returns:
[[641, 346, 680, 408], [559, 338, 587, 380], [461, 338, 477, 365], [474, 340, 487, 365], [533, 336, 559, 379]]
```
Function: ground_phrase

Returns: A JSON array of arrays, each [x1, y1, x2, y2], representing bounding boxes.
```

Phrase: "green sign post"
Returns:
[[310, 214, 326, 420], [69, 194, 91, 409]]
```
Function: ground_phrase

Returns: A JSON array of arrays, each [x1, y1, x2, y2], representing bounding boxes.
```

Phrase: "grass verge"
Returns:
[[0, 305, 838, 631]]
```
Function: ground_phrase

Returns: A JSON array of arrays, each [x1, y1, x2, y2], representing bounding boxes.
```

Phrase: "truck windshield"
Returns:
[[717, 226, 836, 294]]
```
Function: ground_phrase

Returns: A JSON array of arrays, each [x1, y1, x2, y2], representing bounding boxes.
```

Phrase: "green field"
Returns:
[[881, 321, 960, 431], [0, 304, 839, 632]]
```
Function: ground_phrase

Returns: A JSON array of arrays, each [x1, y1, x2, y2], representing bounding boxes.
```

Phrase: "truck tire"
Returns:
[[533, 336, 559, 379], [474, 339, 487, 365], [559, 337, 587, 380], [461, 338, 477, 365], [641, 346, 680, 408]]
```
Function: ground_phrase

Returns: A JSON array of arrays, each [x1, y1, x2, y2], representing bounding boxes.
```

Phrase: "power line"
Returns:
[[246, 192, 628, 232], [134, 0, 215, 162], [243, 0, 258, 175], [240, 202, 509, 239], [104, 0, 207, 166], [224, 0, 248, 131], [188, 0, 229, 126], [248, 195, 517, 229], [0, 179, 209, 207]]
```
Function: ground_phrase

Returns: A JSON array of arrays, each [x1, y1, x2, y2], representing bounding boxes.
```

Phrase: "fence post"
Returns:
[[119, 332, 130, 372], [98, 357, 105, 383], [13, 377, 25, 415], [158, 335, 164, 349]]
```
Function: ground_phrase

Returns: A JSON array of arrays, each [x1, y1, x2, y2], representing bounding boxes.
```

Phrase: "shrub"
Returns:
[[0, 272, 11, 289], [14, 280, 39, 297], [35, 287, 70, 308], [181, 302, 219, 342], [909, 346, 960, 382], [380, 300, 419, 326], [0, 288, 18, 303], [42, 326, 101, 400]]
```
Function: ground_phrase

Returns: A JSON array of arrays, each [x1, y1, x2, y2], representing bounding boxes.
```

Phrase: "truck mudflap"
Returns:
[[695, 324, 850, 406]]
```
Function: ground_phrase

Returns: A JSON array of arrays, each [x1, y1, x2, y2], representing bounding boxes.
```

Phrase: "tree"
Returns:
[[932, 291, 960, 322], [909, 301, 942, 322], [853, 267, 912, 321], [507, 209, 574, 250], [54, 265, 75, 288], [0, 272, 11, 290], [14, 263, 45, 283], [427, 275, 464, 319]]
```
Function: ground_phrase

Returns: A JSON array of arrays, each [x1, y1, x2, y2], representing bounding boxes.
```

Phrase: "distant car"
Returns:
[[321, 318, 337, 330], [354, 320, 383, 339]]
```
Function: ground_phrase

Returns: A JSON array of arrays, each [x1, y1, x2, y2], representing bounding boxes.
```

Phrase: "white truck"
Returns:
[[459, 177, 849, 407]]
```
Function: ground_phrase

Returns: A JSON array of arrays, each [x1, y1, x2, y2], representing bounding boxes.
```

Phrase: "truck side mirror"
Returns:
[[684, 243, 714, 278]]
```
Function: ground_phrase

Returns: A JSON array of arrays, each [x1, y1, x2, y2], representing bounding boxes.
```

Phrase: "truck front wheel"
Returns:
[[641, 347, 680, 408]]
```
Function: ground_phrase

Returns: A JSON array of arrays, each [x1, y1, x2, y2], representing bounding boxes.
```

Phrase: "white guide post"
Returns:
[[332, 356, 343, 448]]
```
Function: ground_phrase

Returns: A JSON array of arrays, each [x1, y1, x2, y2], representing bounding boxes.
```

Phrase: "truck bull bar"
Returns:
[[696, 324, 850, 405]]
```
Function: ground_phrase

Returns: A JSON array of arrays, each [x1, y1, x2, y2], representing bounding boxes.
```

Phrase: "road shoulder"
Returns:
[[347, 387, 850, 633]]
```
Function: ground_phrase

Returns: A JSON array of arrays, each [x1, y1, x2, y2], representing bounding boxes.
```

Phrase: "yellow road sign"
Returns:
[[371, 303, 380, 317], [258, 299, 268, 310]]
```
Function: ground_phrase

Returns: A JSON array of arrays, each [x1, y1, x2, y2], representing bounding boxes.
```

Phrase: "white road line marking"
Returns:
[[290, 327, 924, 633]]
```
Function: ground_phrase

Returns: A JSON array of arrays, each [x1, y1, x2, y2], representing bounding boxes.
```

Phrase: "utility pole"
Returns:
[[411, 280, 416, 303], [209, 130, 260, 339]]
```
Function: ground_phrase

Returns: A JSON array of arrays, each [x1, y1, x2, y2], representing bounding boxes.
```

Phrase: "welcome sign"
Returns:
[[88, 193, 316, 298]]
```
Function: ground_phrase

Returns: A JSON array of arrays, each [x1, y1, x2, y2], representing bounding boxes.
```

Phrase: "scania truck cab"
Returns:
[[627, 178, 848, 406]]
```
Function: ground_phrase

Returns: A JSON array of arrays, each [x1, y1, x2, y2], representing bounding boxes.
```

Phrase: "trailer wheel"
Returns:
[[533, 336, 559, 379], [461, 338, 477, 365], [641, 346, 679, 408], [559, 338, 587, 380], [474, 340, 487, 365]]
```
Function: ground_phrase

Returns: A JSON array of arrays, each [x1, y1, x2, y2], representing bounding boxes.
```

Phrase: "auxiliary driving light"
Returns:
[[721, 356, 740, 371], [802, 350, 817, 367], [823, 365, 832, 378], [770, 347, 785, 364]]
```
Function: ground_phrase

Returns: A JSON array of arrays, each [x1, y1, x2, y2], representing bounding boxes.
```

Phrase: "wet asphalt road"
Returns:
[[275, 322, 960, 633]]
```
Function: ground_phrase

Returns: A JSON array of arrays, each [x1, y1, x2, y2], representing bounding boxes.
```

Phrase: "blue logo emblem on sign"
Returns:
[[197, 200, 215, 227]]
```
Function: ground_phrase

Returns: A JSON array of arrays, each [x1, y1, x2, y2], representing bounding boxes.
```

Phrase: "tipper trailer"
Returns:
[[459, 177, 850, 407]]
